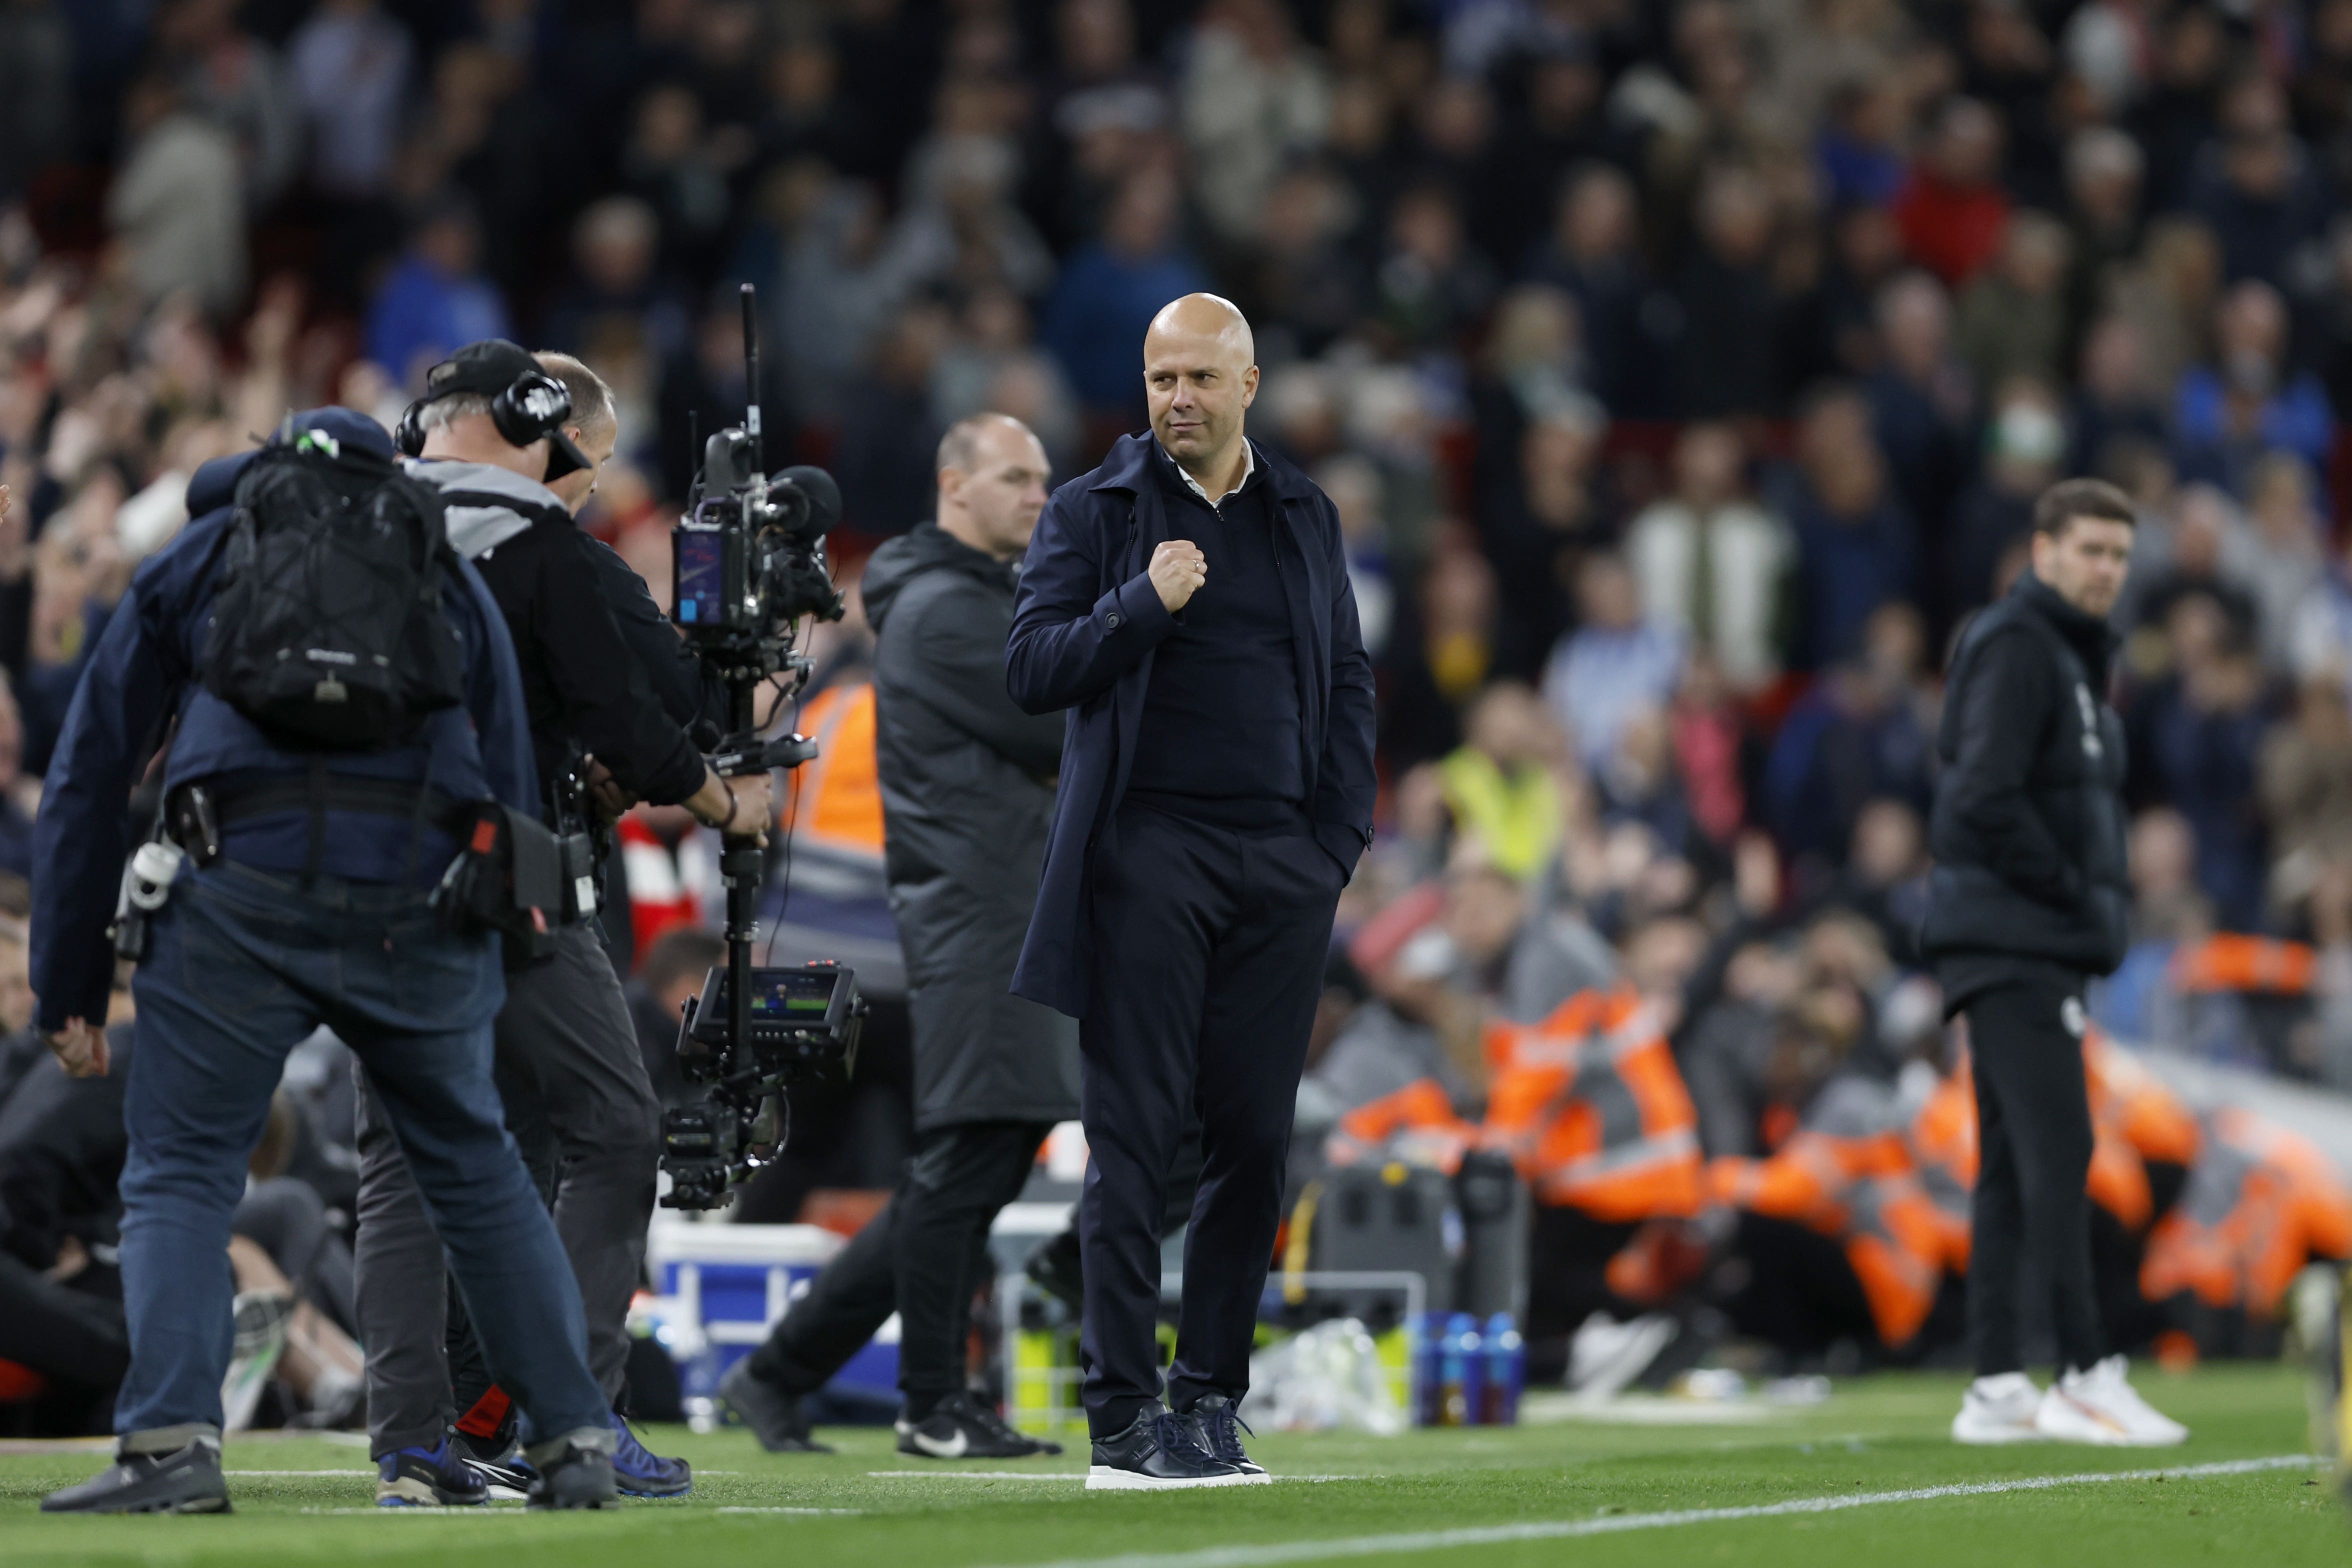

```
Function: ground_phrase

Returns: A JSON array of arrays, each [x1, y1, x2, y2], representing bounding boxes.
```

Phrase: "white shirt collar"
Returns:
[[1164, 440, 1255, 508]]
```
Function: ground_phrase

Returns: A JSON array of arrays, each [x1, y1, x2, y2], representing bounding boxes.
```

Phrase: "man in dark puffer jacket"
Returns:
[[1923, 476, 2186, 1448], [719, 413, 1076, 1460]]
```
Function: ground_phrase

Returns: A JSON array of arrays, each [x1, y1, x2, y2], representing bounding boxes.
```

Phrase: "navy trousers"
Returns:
[[1078, 801, 1340, 1436], [120, 860, 607, 1446]]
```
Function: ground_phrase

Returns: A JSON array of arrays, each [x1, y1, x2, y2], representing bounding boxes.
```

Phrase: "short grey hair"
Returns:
[[416, 392, 496, 436], [935, 412, 1036, 476], [534, 350, 616, 437]]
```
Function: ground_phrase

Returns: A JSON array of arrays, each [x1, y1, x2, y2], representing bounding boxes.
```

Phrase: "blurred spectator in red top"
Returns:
[[1894, 98, 2012, 288]]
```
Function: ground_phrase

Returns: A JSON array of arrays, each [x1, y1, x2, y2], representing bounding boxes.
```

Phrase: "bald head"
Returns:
[[1144, 293, 1259, 494], [1146, 292, 1255, 368]]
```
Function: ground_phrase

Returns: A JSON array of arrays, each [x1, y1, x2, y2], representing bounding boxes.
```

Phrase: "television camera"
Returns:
[[660, 284, 866, 1210]]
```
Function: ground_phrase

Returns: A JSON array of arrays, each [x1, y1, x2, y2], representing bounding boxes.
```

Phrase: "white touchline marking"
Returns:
[[984, 1455, 2318, 1568], [716, 1506, 866, 1514], [868, 1470, 1088, 1480], [864, 1472, 1360, 1483], [226, 1469, 376, 1476]]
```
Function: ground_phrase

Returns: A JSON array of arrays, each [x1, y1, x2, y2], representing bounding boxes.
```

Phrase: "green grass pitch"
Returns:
[[2, 1362, 2342, 1568]]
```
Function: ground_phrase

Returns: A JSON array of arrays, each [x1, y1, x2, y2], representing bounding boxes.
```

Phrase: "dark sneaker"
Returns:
[[448, 1433, 534, 1499], [376, 1433, 488, 1507], [718, 1358, 834, 1453], [1183, 1394, 1268, 1480], [1084, 1402, 1246, 1490], [969, 1396, 1064, 1458], [42, 1431, 231, 1514], [524, 1438, 615, 1510], [896, 1390, 1064, 1460], [610, 1412, 692, 1498]]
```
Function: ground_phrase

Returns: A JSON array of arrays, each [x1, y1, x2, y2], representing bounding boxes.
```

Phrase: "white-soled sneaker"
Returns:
[[2038, 1356, 2188, 1446], [1952, 1372, 2045, 1444]]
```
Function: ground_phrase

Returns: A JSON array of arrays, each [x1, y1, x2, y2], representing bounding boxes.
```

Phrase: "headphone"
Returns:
[[394, 366, 583, 480]]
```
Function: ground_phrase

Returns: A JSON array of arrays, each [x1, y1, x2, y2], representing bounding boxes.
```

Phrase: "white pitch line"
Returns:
[[716, 1506, 866, 1515], [868, 1470, 1088, 1480], [226, 1469, 376, 1476], [986, 1454, 2317, 1568], [864, 1472, 1360, 1483]]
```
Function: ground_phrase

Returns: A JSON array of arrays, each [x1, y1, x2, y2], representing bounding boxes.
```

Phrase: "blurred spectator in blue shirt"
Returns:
[[1816, 80, 1906, 210], [1043, 168, 1208, 419], [364, 198, 510, 388], [2174, 280, 2334, 492], [1782, 387, 1918, 670], [1542, 552, 1684, 772]]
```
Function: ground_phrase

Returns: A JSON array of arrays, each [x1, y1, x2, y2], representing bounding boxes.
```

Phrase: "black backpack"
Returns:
[[202, 426, 468, 749]]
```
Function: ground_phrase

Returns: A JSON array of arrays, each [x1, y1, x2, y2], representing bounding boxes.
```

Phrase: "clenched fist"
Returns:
[[1148, 540, 1207, 612]]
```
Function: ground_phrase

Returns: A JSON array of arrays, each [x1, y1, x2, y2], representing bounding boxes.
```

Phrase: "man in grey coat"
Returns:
[[720, 414, 1078, 1459]]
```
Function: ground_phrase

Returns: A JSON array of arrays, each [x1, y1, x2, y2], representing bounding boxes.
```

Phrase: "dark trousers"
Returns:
[[1521, 1204, 1640, 1385], [746, 1120, 1052, 1410], [354, 922, 660, 1454], [0, 1253, 126, 1392], [122, 861, 604, 1442], [1964, 970, 2104, 1377], [1078, 804, 1338, 1437]]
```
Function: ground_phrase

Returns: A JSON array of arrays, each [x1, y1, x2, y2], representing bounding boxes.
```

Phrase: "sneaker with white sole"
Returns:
[[2038, 1356, 2188, 1446], [1952, 1372, 2044, 1444]]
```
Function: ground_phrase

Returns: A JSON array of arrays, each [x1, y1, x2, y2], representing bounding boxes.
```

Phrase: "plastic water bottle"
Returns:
[[1439, 1312, 1480, 1426], [1482, 1312, 1524, 1425]]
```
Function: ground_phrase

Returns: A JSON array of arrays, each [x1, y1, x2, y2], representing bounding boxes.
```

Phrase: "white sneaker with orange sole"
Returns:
[[2036, 1356, 2188, 1446]]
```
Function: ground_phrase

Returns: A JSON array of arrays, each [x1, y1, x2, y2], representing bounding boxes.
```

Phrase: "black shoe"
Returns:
[[968, 1394, 1064, 1458], [1182, 1394, 1268, 1480], [1026, 1230, 1084, 1310], [42, 1432, 232, 1514], [718, 1359, 834, 1454], [450, 1432, 534, 1499], [524, 1438, 616, 1510], [1084, 1402, 1246, 1490], [376, 1432, 488, 1507], [896, 1390, 1064, 1460]]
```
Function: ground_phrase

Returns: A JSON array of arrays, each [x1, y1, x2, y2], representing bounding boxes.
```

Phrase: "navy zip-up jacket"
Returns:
[[1006, 432, 1377, 1018], [31, 408, 538, 1033]]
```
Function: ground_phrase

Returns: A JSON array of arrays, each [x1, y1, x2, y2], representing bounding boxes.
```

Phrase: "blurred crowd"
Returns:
[[8, 0, 2352, 1396]]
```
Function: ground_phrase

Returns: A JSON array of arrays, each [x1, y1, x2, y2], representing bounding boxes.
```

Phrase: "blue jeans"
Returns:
[[118, 860, 606, 1443]]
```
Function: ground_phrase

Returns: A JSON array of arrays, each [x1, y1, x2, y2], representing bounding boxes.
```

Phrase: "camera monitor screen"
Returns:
[[676, 526, 724, 627], [748, 968, 836, 1016]]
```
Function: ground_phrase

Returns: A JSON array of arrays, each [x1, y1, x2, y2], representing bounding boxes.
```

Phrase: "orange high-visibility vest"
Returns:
[[1712, 1125, 1948, 1346], [2168, 934, 2318, 996], [2140, 1106, 2352, 1320], [786, 682, 884, 859], [1480, 989, 1703, 1220], [1328, 1078, 1476, 1172], [2086, 1030, 2202, 1169]]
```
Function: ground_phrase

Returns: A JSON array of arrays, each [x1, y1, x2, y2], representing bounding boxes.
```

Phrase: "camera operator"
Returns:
[[352, 340, 768, 1505], [720, 414, 1076, 1458], [30, 409, 616, 1512]]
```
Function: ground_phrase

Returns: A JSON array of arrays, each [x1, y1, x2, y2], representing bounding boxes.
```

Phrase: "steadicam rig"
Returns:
[[659, 284, 864, 1210]]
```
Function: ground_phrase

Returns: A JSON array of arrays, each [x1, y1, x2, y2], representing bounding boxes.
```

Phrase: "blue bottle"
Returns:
[[1440, 1312, 1480, 1426], [1482, 1312, 1524, 1425]]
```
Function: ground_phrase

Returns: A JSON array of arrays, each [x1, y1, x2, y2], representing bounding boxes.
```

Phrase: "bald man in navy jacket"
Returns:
[[1007, 295, 1376, 1488]]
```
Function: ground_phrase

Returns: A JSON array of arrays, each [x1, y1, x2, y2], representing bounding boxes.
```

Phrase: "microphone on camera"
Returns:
[[772, 465, 842, 538]]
